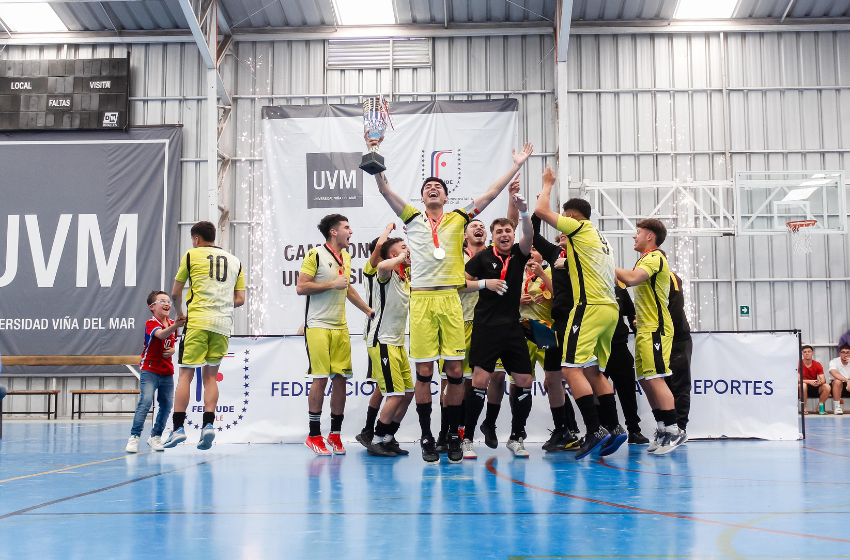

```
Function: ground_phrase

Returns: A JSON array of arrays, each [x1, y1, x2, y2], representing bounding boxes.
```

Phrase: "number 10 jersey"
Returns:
[[175, 246, 246, 336]]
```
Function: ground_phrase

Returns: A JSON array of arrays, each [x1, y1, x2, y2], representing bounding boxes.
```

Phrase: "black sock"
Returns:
[[483, 402, 501, 428], [564, 400, 579, 433], [388, 421, 400, 435], [438, 405, 448, 439], [459, 397, 467, 429], [550, 405, 566, 431], [597, 393, 620, 432], [374, 420, 389, 439], [677, 420, 688, 432], [308, 411, 321, 437], [173, 412, 186, 430], [661, 409, 678, 429], [416, 402, 433, 440], [651, 408, 662, 423], [575, 395, 600, 435], [202, 411, 215, 426], [447, 404, 463, 435], [330, 413, 343, 433], [510, 387, 533, 440], [463, 388, 486, 441], [364, 406, 379, 433]]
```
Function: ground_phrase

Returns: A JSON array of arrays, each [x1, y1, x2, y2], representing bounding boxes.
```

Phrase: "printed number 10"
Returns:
[[206, 254, 228, 282]]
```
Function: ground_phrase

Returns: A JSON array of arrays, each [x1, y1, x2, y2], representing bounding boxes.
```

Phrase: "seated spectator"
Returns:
[[800, 345, 829, 414], [839, 328, 850, 350], [827, 345, 850, 415]]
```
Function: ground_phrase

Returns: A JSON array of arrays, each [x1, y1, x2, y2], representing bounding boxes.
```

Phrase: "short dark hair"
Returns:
[[490, 218, 514, 233], [368, 237, 380, 255], [380, 237, 404, 260], [563, 198, 591, 220], [190, 221, 216, 243], [421, 176, 448, 196], [636, 218, 668, 246], [317, 214, 348, 239], [465, 218, 484, 231], [147, 290, 168, 306], [801, 344, 813, 352], [840, 344, 850, 352]]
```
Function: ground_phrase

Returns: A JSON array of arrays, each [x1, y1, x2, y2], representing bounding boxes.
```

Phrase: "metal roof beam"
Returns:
[[0, 30, 194, 44], [570, 17, 850, 34], [230, 22, 554, 41], [175, 0, 229, 105]]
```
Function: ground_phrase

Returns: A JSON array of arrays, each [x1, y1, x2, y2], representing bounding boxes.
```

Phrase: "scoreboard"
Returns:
[[0, 56, 129, 131]]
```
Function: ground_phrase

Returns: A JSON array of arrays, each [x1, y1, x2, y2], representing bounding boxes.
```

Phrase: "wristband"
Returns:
[[478, 279, 486, 290], [519, 211, 529, 218]]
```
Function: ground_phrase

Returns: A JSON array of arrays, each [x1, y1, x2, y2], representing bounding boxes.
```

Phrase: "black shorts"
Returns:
[[806, 384, 822, 398], [605, 343, 635, 377], [542, 321, 568, 372], [469, 322, 532, 375]]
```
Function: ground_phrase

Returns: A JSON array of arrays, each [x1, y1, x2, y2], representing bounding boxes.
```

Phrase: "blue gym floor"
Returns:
[[1, 419, 848, 560]]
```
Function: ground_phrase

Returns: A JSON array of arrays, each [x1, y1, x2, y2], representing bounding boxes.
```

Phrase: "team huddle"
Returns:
[[296, 136, 693, 463]]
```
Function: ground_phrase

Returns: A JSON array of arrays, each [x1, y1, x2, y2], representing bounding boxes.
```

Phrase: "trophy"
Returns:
[[360, 96, 392, 175]]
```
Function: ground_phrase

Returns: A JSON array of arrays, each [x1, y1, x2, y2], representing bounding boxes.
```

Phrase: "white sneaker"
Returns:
[[461, 438, 477, 460], [654, 429, 686, 455], [647, 429, 663, 453], [506, 438, 530, 458], [125, 435, 140, 453], [147, 435, 164, 451], [835, 404, 844, 415]]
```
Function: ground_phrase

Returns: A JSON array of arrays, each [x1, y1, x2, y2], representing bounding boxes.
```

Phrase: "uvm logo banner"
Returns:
[[305, 152, 363, 209], [421, 149, 461, 194]]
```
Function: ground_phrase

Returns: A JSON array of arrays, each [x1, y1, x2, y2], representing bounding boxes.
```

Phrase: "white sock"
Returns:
[[383, 434, 393, 443], [372, 434, 383, 445], [656, 421, 665, 431]]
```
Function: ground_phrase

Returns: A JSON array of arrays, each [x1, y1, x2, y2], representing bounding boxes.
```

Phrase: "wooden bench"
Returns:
[[70, 389, 150, 419], [0, 390, 61, 438]]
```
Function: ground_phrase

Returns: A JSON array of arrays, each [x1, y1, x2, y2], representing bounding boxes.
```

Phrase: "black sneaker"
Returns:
[[598, 425, 627, 457], [447, 433, 463, 463], [575, 427, 610, 460], [384, 437, 409, 456], [420, 437, 440, 463], [355, 430, 373, 449], [542, 429, 578, 452], [435, 433, 448, 454], [564, 433, 581, 450], [367, 441, 397, 457], [628, 431, 650, 445], [480, 422, 499, 449]]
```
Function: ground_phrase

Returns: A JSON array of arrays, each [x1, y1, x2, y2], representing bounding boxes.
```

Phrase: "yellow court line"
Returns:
[[0, 452, 153, 484], [807, 432, 850, 442]]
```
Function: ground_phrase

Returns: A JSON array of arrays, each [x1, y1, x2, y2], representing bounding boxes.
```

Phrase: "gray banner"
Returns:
[[0, 126, 182, 369]]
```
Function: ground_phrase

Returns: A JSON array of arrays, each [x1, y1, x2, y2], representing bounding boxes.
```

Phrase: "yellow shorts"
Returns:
[[409, 289, 466, 362], [368, 343, 414, 396], [178, 328, 229, 367], [562, 303, 619, 371], [440, 321, 473, 379], [635, 331, 672, 379], [508, 340, 543, 383], [305, 327, 352, 378]]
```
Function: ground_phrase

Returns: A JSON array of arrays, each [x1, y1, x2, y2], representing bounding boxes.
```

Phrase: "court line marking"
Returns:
[[596, 458, 850, 485], [802, 446, 850, 459], [806, 432, 850, 443], [0, 452, 154, 484], [13, 510, 850, 516], [0, 448, 256, 521], [485, 457, 850, 545]]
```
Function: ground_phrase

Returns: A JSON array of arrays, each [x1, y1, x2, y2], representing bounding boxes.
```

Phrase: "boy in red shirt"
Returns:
[[800, 344, 829, 414], [126, 291, 185, 453]]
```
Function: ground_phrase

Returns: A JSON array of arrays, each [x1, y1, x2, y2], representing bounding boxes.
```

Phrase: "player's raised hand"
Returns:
[[542, 164, 556, 187], [385, 223, 396, 232], [513, 194, 528, 214], [365, 132, 383, 150], [508, 174, 521, 197], [332, 274, 348, 290], [512, 142, 534, 166], [527, 261, 545, 277]]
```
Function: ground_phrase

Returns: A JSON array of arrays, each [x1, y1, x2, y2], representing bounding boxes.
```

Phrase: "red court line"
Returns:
[[802, 446, 850, 459], [485, 457, 850, 545], [596, 458, 850, 485]]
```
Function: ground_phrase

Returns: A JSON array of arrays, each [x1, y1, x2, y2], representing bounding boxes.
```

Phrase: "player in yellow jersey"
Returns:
[[163, 221, 246, 450], [535, 165, 628, 460], [297, 214, 374, 456], [615, 219, 684, 456], [367, 133, 533, 463]]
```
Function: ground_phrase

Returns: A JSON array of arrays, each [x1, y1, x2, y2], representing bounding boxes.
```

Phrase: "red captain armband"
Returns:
[[462, 202, 481, 219]]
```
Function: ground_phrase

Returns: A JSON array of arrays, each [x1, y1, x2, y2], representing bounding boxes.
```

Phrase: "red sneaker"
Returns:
[[458, 427, 465, 440], [326, 433, 346, 455], [305, 435, 331, 456]]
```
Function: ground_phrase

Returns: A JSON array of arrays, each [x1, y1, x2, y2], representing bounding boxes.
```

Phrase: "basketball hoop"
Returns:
[[787, 219, 817, 255]]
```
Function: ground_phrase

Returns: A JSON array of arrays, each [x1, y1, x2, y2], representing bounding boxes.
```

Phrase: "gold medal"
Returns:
[[543, 290, 552, 299]]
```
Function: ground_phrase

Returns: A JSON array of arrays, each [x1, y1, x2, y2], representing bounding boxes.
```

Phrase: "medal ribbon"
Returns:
[[492, 246, 511, 281], [633, 246, 659, 270], [324, 243, 345, 276], [427, 213, 445, 252], [524, 269, 537, 294], [397, 265, 407, 281]]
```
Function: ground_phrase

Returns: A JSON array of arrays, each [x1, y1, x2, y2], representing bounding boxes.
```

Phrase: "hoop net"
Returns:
[[787, 219, 817, 255]]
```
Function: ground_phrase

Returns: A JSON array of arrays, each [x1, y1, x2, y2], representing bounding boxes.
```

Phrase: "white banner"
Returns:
[[178, 332, 801, 444], [261, 101, 519, 335]]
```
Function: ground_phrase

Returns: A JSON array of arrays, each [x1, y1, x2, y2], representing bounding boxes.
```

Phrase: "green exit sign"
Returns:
[[740, 305, 750, 317]]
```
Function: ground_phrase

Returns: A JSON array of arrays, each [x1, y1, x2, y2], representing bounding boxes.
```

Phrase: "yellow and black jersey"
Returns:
[[459, 250, 479, 322], [366, 267, 410, 347], [175, 246, 245, 336], [300, 244, 351, 329], [633, 249, 673, 336], [555, 215, 616, 306], [519, 267, 552, 323], [400, 203, 472, 288], [362, 260, 378, 340]]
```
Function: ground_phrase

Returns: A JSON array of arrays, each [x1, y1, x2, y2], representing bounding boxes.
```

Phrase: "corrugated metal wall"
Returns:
[[565, 31, 850, 365]]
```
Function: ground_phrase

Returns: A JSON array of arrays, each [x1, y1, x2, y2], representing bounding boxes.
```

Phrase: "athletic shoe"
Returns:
[[305, 435, 331, 456], [480, 422, 499, 449], [326, 433, 346, 455], [506, 438, 529, 458], [125, 435, 139, 453], [384, 438, 409, 456], [678, 429, 688, 444], [197, 423, 215, 450], [420, 437, 440, 463], [835, 404, 844, 415], [367, 441, 396, 457], [447, 433, 463, 463], [628, 431, 650, 445], [598, 425, 628, 457], [564, 434, 582, 451], [458, 427, 466, 440], [542, 429, 576, 452], [647, 429, 664, 453], [461, 438, 477, 459], [162, 427, 186, 448], [355, 430, 372, 449], [435, 433, 449, 454], [653, 429, 686, 455], [819, 403, 825, 415], [147, 435, 164, 452], [575, 428, 610, 460]]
